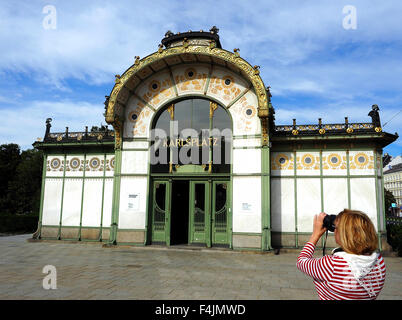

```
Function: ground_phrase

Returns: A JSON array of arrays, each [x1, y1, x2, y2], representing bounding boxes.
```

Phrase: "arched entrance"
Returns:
[[148, 98, 232, 247]]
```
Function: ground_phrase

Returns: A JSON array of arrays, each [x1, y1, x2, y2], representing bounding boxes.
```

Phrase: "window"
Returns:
[[151, 98, 232, 173]]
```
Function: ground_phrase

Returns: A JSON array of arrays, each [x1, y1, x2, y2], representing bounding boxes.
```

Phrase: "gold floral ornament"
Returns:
[[375, 127, 382, 132], [105, 44, 270, 145], [346, 127, 354, 134], [292, 129, 299, 135], [319, 128, 326, 135]]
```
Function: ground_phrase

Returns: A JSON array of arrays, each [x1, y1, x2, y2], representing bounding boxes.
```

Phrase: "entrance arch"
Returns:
[[149, 97, 232, 247]]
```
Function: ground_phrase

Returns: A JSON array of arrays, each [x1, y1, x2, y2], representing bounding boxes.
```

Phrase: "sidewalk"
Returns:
[[0, 234, 401, 300]]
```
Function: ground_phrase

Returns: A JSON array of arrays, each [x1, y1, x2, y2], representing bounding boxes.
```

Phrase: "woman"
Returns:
[[296, 209, 386, 300]]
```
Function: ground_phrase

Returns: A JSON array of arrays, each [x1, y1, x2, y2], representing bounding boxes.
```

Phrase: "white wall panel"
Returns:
[[118, 177, 148, 229], [296, 152, 320, 176], [322, 151, 347, 176], [297, 178, 321, 232], [271, 152, 295, 177], [350, 178, 378, 230], [42, 179, 63, 225], [102, 178, 113, 228], [349, 151, 375, 176], [81, 179, 103, 227], [121, 151, 149, 174], [46, 156, 64, 177], [61, 179, 82, 226], [232, 176, 261, 233], [232, 148, 261, 174], [322, 178, 348, 215], [271, 178, 295, 232]]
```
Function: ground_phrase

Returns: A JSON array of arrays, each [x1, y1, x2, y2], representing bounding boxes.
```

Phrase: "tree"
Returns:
[[7, 149, 43, 214], [0, 144, 21, 213], [384, 187, 397, 216]]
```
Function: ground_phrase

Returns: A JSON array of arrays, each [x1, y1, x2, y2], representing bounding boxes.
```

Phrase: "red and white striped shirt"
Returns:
[[297, 242, 386, 300]]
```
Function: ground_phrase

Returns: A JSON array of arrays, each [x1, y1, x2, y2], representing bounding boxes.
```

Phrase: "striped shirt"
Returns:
[[297, 242, 386, 300]]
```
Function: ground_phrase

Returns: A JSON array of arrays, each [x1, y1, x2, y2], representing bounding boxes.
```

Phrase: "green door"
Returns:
[[189, 181, 210, 246], [151, 181, 170, 244], [212, 181, 230, 245]]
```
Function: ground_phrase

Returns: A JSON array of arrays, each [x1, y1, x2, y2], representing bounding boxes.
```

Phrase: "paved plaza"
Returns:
[[0, 234, 401, 300]]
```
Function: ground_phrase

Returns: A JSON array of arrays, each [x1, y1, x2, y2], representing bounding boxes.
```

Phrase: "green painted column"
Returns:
[[36, 153, 48, 239], [261, 144, 271, 251], [109, 146, 123, 245]]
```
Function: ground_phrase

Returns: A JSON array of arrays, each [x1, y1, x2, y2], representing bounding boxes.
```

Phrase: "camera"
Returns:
[[323, 214, 337, 232]]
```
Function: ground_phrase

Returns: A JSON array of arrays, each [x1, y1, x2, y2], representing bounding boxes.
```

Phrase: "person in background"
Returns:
[[296, 209, 386, 300]]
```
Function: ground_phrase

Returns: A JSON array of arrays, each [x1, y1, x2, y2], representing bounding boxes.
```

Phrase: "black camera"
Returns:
[[323, 214, 337, 232]]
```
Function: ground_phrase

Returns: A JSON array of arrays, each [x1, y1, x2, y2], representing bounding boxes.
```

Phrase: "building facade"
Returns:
[[384, 159, 402, 212], [33, 28, 398, 251]]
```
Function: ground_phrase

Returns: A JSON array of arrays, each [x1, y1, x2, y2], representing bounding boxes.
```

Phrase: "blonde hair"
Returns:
[[336, 209, 378, 255]]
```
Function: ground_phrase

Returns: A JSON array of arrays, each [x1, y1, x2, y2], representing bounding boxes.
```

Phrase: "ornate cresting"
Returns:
[[104, 40, 270, 146]]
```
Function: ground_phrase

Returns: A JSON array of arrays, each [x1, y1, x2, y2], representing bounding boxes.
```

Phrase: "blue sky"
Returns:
[[0, 0, 401, 157]]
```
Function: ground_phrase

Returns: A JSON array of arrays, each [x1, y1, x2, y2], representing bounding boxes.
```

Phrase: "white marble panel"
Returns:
[[322, 178, 348, 215], [81, 178, 103, 227], [65, 155, 84, 177], [296, 152, 320, 176], [232, 176, 261, 233], [171, 64, 210, 96], [42, 178, 63, 225], [102, 178, 113, 228], [104, 154, 115, 177], [271, 152, 295, 176], [349, 150, 375, 176], [124, 95, 155, 138], [121, 151, 148, 174], [232, 138, 261, 148], [61, 179, 82, 226], [46, 155, 64, 177], [322, 151, 347, 176], [271, 178, 295, 232], [85, 155, 105, 177], [232, 148, 261, 174], [123, 141, 149, 150], [229, 90, 261, 136], [296, 178, 321, 232], [350, 178, 378, 230], [118, 177, 148, 229], [207, 66, 249, 107]]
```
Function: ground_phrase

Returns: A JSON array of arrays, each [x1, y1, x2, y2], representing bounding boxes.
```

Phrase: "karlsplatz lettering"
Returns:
[[155, 304, 189, 318], [162, 137, 219, 147]]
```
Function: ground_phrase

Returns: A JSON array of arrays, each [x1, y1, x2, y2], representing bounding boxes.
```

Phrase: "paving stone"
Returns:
[[0, 234, 401, 300]]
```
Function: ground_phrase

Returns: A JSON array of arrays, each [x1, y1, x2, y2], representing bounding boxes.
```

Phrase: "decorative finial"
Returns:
[[134, 56, 140, 65], [253, 65, 260, 75], [165, 30, 174, 38], [233, 48, 240, 56], [158, 43, 163, 53], [115, 74, 121, 84], [210, 26, 219, 34]]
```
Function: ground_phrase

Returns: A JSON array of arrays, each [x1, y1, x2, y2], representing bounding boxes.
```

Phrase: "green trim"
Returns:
[[99, 154, 107, 241], [374, 149, 382, 250], [109, 148, 122, 244], [57, 154, 67, 239], [233, 134, 262, 139], [294, 150, 298, 248], [346, 150, 351, 208], [232, 232, 262, 236], [78, 154, 86, 240], [203, 64, 213, 95], [121, 148, 149, 152], [38, 154, 48, 238], [261, 145, 271, 251]]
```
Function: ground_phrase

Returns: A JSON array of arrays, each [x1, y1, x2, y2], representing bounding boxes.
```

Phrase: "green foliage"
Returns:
[[384, 188, 397, 216], [0, 144, 43, 217], [0, 214, 38, 233], [387, 220, 402, 257]]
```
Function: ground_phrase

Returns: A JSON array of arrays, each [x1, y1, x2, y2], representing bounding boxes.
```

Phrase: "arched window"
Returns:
[[150, 98, 231, 173]]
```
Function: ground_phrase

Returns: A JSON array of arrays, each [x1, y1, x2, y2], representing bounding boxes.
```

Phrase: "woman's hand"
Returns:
[[309, 212, 327, 245]]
